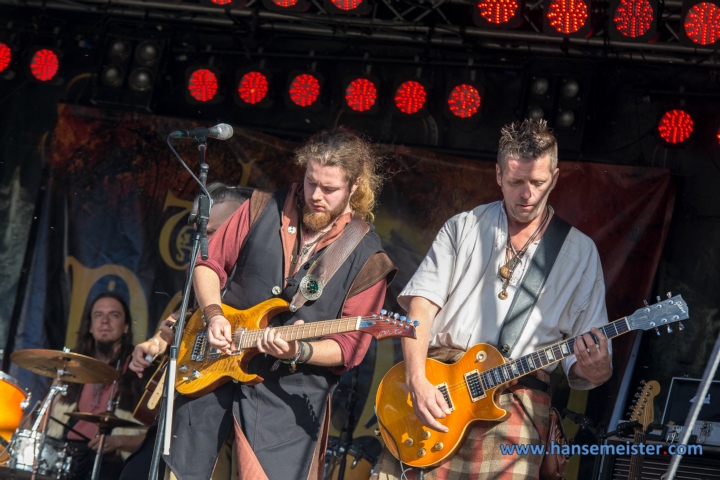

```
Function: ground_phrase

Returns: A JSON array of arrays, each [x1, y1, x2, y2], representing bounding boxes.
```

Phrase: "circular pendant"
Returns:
[[299, 274, 324, 301], [498, 290, 508, 300], [499, 266, 511, 279]]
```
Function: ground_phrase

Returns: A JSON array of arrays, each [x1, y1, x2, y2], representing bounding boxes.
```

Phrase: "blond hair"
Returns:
[[295, 127, 383, 222], [497, 119, 558, 171]]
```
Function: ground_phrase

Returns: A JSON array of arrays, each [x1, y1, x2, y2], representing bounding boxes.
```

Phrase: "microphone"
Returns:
[[170, 123, 233, 140]]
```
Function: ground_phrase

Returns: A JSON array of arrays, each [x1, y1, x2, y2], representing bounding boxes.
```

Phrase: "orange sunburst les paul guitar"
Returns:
[[175, 297, 418, 397], [375, 294, 689, 468]]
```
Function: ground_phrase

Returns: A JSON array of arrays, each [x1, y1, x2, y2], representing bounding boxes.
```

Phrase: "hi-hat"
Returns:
[[65, 412, 146, 430], [10, 349, 119, 384]]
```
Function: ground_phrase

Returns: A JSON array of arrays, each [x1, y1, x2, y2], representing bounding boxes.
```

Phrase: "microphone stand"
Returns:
[[337, 368, 360, 480], [149, 135, 211, 480]]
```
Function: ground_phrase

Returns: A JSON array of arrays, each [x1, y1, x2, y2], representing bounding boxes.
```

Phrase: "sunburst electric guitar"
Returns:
[[175, 298, 418, 397], [626, 379, 660, 480], [376, 294, 689, 468]]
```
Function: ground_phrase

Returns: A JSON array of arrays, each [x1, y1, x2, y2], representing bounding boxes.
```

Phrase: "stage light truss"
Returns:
[[2, 0, 720, 65]]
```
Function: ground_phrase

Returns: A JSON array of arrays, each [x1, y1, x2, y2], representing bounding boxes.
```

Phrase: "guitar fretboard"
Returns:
[[477, 317, 630, 392], [233, 317, 363, 350]]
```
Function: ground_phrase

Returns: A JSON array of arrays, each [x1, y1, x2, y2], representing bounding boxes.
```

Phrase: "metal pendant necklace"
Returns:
[[498, 206, 551, 300]]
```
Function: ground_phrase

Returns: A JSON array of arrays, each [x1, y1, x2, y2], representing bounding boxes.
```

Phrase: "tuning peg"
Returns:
[[644, 300, 649, 306], [657, 296, 661, 303], [667, 325, 673, 334], [667, 292, 672, 298], [637, 386, 643, 391], [679, 322, 685, 331], [380, 309, 387, 316], [640, 380, 647, 385], [635, 392, 641, 398], [413, 320, 420, 327], [655, 327, 660, 336]]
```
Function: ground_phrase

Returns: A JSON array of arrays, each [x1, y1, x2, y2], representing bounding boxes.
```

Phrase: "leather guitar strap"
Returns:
[[289, 215, 370, 312], [497, 214, 572, 358]]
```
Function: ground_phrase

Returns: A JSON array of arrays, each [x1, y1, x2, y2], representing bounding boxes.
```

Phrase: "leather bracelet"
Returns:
[[297, 341, 313, 364], [203, 304, 224, 322]]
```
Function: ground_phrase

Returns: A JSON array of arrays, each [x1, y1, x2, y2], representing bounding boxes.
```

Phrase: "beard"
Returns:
[[302, 199, 349, 232], [95, 340, 118, 358]]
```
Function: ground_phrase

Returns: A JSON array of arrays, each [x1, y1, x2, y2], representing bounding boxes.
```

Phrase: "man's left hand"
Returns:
[[572, 327, 612, 386], [88, 434, 123, 453], [257, 320, 304, 359]]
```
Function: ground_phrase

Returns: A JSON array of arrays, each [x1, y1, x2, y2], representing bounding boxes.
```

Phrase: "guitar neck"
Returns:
[[628, 430, 646, 480], [236, 317, 364, 349], [480, 317, 630, 391]]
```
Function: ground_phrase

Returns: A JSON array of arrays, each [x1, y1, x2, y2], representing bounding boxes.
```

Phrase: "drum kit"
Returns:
[[0, 349, 145, 480]]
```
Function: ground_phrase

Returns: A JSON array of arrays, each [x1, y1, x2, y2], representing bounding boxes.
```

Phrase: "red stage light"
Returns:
[[238, 71, 269, 105], [29, 49, 59, 82], [0, 43, 11, 72], [394, 80, 427, 115], [344, 78, 377, 113], [187, 69, 219, 102], [447, 84, 482, 119], [613, 0, 655, 37], [546, 0, 589, 34], [330, 0, 362, 9], [683, 2, 720, 45], [289, 73, 321, 107], [658, 110, 694, 144], [272, 0, 299, 6], [477, 0, 521, 24]]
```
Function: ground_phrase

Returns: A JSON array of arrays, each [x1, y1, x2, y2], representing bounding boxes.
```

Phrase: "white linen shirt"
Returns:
[[398, 201, 611, 390]]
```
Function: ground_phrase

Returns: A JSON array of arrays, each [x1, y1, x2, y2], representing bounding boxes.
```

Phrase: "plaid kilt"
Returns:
[[372, 349, 551, 480]]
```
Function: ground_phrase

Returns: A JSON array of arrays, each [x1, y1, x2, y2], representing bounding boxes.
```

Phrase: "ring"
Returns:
[[595, 344, 601, 349], [586, 348, 590, 353]]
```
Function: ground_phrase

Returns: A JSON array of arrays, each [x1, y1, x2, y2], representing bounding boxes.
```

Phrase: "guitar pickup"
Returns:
[[464, 370, 486, 402], [436, 383, 454, 411], [191, 332, 208, 361]]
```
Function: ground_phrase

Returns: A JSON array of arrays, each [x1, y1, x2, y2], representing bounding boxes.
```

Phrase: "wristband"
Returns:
[[203, 304, 224, 322], [297, 341, 313, 364], [150, 337, 161, 348]]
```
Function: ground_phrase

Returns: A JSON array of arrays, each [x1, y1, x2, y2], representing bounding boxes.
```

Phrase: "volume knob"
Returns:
[[433, 442, 444, 451], [417, 448, 427, 458], [404, 438, 414, 447], [422, 431, 431, 440]]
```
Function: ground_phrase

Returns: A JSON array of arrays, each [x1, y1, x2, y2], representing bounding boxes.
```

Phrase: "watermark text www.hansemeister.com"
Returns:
[[500, 442, 703, 456]]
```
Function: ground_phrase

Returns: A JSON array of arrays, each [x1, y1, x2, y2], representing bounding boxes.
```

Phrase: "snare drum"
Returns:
[[0, 372, 27, 464], [8, 430, 72, 479]]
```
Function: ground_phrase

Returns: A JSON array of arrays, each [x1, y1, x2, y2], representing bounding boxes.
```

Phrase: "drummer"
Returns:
[[46, 292, 145, 480]]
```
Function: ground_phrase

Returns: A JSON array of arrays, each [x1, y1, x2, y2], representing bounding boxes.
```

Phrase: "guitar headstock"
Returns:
[[627, 293, 689, 335], [359, 310, 418, 340], [628, 380, 660, 430]]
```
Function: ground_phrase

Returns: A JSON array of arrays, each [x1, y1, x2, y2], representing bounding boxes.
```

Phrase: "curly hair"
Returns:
[[61, 292, 142, 410], [497, 119, 558, 172], [295, 127, 383, 222]]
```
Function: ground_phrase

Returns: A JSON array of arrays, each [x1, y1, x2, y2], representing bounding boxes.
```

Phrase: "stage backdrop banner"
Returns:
[[8, 104, 674, 463]]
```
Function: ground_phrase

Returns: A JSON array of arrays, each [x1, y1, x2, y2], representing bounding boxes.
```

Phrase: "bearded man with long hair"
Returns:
[[165, 127, 397, 480], [47, 292, 145, 480]]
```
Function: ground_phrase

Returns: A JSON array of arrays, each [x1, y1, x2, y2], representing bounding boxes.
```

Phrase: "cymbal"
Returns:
[[10, 349, 120, 384], [65, 412, 147, 430]]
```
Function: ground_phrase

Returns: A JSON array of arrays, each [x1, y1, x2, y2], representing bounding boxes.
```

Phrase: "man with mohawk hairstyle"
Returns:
[[374, 119, 612, 480]]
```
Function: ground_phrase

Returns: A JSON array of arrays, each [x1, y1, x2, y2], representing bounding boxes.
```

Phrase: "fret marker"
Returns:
[[560, 343, 570, 355], [511, 363, 519, 376], [528, 356, 535, 369], [546, 349, 555, 361]]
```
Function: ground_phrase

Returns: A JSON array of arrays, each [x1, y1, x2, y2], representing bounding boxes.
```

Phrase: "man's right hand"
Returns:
[[207, 315, 233, 355], [129, 340, 160, 378], [408, 376, 452, 433]]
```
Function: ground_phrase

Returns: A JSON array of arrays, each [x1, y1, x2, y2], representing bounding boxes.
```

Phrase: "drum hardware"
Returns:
[[8, 349, 121, 480]]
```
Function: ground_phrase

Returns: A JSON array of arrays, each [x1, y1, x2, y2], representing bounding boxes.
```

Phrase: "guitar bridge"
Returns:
[[436, 383, 454, 411], [191, 332, 208, 361], [464, 370, 486, 402]]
